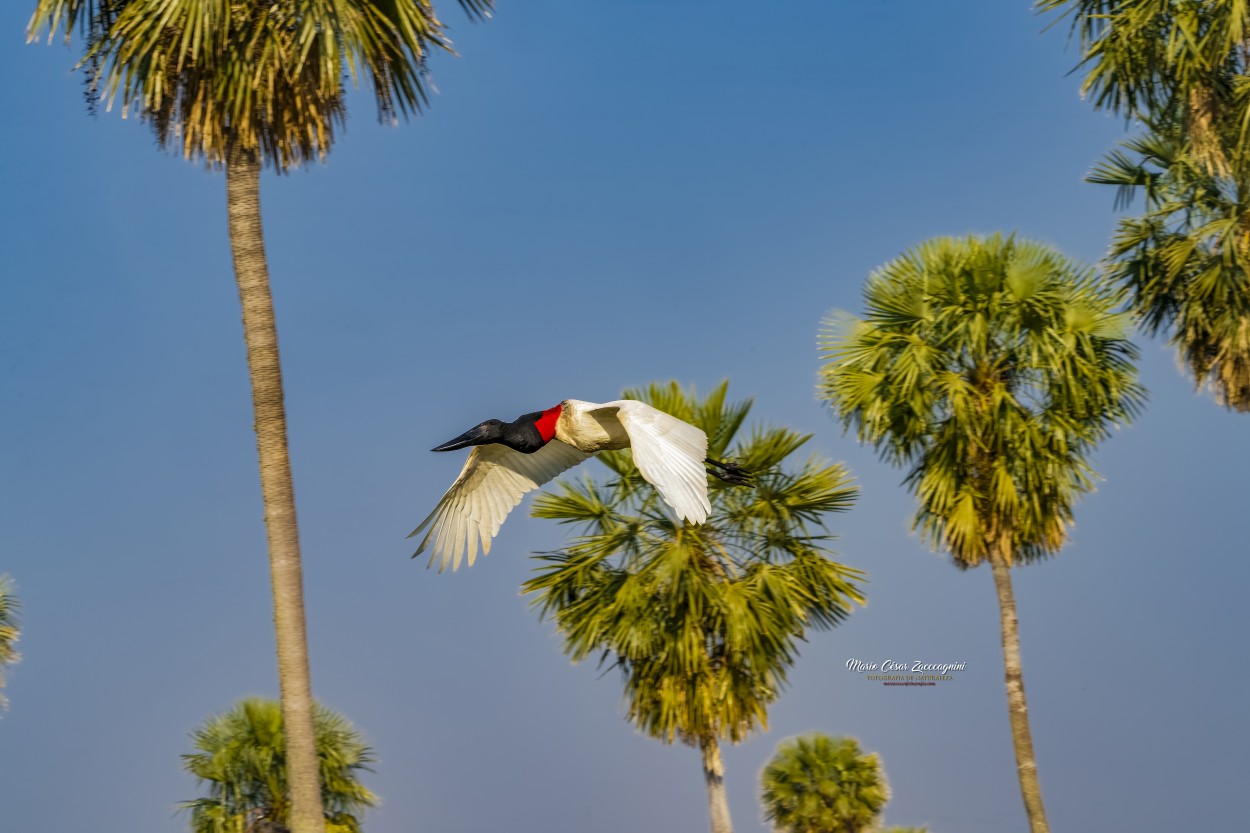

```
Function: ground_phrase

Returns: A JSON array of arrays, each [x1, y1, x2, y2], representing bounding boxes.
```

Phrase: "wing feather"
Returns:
[[601, 400, 711, 524], [409, 440, 591, 572]]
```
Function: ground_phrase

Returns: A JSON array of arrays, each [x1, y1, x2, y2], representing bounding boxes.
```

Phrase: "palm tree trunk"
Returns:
[[698, 735, 734, 833], [989, 549, 1050, 833], [225, 143, 326, 833]]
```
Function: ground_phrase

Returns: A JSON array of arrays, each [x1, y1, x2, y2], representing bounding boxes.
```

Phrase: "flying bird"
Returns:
[[410, 399, 751, 572]]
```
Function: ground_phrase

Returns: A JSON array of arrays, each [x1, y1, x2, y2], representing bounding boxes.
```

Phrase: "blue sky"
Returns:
[[2, 1, 1247, 831]]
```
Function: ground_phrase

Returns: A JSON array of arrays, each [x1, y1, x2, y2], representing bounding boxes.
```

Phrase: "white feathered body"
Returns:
[[554, 399, 633, 452]]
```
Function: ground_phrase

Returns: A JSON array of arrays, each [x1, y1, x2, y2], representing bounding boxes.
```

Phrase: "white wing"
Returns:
[[409, 440, 590, 572], [596, 400, 711, 525]]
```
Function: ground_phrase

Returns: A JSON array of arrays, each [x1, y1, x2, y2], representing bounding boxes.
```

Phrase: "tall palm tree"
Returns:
[[28, 2, 488, 830], [182, 697, 376, 833], [0, 576, 20, 710], [524, 381, 865, 833], [759, 734, 890, 833], [818, 234, 1143, 833]]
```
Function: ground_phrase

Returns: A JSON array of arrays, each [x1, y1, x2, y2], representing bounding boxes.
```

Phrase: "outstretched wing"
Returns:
[[597, 400, 711, 525], [409, 440, 591, 572]]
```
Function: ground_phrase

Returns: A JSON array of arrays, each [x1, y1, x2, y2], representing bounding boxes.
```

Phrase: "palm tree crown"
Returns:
[[1039, 0, 1250, 174], [759, 734, 890, 833], [28, 0, 489, 169], [182, 697, 377, 833], [1089, 113, 1250, 411], [819, 234, 1144, 567]]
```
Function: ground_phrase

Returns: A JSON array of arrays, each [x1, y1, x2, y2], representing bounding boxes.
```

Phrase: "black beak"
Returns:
[[431, 421, 500, 452]]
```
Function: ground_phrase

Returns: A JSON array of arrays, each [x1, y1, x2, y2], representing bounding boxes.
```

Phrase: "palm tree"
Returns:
[[759, 734, 890, 833], [0, 576, 20, 710], [818, 234, 1143, 833], [524, 381, 865, 833], [182, 697, 376, 833], [28, 2, 488, 829]]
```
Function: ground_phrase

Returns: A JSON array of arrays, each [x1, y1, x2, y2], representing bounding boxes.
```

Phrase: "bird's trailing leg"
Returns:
[[705, 457, 753, 486]]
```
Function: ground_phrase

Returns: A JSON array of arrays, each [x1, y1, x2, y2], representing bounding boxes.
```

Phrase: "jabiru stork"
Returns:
[[410, 399, 751, 572]]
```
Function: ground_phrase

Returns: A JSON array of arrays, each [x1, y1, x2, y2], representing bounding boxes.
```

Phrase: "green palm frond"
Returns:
[[820, 234, 1144, 568], [1088, 146, 1157, 211], [181, 697, 377, 833], [524, 382, 863, 748]]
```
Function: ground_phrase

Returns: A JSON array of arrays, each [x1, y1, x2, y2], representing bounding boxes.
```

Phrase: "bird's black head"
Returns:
[[431, 414, 548, 454], [431, 419, 506, 452]]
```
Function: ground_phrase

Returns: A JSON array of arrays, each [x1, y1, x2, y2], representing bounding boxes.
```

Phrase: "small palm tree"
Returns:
[[524, 381, 865, 833], [0, 576, 20, 710], [759, 734, 890, 833], [182, 697, 376, 833], [819, 234, 1143, 833], [29, 2, 488, 829]]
